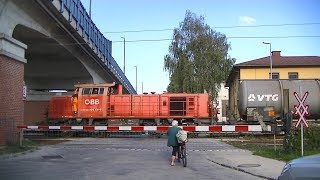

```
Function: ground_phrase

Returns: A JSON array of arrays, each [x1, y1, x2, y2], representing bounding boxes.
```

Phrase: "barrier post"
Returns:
[[273, 134, 276, 150]]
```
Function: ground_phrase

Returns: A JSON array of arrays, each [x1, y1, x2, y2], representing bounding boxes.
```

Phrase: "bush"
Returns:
[[283, 123, 320, 153]]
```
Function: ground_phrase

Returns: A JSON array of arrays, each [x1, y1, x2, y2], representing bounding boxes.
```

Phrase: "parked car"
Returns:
[[278, 153, 320, 180]]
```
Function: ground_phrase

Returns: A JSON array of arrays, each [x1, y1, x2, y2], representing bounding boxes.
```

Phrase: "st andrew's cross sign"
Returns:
[[293, 91, 310, 128]]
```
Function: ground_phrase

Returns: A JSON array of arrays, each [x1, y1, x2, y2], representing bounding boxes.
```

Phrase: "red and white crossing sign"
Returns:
[[293, 91, 310, 128]]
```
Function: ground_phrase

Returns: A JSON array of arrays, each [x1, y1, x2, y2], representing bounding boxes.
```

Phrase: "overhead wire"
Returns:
[[111, 35, 320, 43], [103, 22, 320, 34], [24, 22, 320, 45], [105, 22, 320, 43], [23, 35, 319, 46], [22, 35, 320, 46]]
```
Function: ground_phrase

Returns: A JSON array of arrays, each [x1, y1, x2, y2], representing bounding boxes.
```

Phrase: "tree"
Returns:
[[164, 10, 235, 101]]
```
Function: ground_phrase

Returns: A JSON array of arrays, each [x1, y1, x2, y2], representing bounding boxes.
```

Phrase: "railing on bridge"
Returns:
[[51, 0, 136, 94]]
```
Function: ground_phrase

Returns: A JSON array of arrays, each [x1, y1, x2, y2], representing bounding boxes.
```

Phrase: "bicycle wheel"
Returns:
[[182, 145, 187, 167]]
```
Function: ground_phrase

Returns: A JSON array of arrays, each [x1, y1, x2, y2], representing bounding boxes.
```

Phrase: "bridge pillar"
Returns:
[[0, 34, 27, 145]]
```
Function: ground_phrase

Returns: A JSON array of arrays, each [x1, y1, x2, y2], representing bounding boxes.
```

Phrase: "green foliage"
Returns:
[[0, 139, 38, 155], [229, 135, 320, 162], [251, 145, 317, 162], [164, 10, 235, 100], [284, 123, 320, 153]]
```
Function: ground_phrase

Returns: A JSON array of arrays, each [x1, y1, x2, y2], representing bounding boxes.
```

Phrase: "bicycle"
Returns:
[[177, 142, 187, 167]]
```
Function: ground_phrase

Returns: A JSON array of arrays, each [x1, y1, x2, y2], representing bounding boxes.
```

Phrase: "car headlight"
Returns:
[[281, 163, 291, 175]]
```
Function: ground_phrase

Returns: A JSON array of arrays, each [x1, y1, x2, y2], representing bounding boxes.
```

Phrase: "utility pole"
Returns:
[[121, 37, 126, 74], [141, 82, 143, 94], [263, 42, 272, 79], [134, 66, 137, 93]]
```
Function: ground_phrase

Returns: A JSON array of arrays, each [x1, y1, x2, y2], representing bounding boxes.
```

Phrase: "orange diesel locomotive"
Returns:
[[47, 83, 212, 126]]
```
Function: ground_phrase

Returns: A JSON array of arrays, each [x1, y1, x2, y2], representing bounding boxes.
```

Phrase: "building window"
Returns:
[[269, 72, 279, 79], [288, 72, 298, 79]]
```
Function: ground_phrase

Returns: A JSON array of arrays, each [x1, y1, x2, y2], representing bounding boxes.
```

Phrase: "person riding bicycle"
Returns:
[[167, 120, 181, 166]]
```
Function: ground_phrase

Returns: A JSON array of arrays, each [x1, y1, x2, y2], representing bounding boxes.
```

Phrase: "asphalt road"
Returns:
[[0, 137, 267, 180]]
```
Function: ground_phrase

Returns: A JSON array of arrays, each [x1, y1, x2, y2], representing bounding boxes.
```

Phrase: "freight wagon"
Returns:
[[236, 79, 320, 122]]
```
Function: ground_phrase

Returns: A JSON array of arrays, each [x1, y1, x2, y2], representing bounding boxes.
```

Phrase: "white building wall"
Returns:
[[214, 83, 229, 122]]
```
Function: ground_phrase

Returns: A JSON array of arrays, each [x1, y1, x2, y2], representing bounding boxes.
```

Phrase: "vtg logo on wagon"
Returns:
[[84, 99, 100, 105], [248, 94, 279, 102]]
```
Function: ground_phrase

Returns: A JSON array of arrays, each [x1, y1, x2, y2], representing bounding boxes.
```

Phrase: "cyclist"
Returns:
[[167, 120, 181, 166]]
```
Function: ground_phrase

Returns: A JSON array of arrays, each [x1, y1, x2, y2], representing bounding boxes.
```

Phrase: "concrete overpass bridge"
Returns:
[[0, 0, 135, 144]]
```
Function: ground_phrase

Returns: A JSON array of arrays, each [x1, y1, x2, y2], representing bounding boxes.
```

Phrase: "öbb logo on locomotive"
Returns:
[[248, 94, 279, 102], [84, 99, 100, 105]]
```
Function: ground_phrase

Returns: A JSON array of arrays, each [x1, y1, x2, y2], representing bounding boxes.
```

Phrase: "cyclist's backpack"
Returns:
[[176, 130, 188, 143]]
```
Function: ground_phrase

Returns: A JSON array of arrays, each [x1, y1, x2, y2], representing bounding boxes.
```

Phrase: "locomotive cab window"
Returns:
[[82, 88, 91, 95], [108, 87, 116, 94], [99, 88, 104, 94], [82, 88, 104, 95], [92, 88, 99, 94]]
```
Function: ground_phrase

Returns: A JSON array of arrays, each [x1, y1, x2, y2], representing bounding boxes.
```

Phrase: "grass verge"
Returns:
[[0, 138, 67, 156], [228, 141, 320, 162], [0, 139, 39, 155]]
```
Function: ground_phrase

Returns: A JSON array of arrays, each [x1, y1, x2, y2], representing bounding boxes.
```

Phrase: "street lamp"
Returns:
[[121, 37, 126, 75], [134, 66, 137, 93], [89, 0, 92, 18], [263, 42, 272, 79]]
